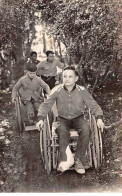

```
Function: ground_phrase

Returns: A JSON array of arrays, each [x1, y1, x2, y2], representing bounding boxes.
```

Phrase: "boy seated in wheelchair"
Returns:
[[36, 66, 104, 174], [12, 64, 50, 125]]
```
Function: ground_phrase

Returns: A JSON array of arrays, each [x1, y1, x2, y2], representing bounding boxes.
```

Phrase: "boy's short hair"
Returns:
[[46, 50, 54, 57], [30, 51, 37, 56], [25, 63, 37, 72], [63, 66, 79, 77]]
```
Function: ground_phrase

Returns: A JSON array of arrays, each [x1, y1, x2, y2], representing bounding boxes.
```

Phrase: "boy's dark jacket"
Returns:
[[38, 84, 103, 120]]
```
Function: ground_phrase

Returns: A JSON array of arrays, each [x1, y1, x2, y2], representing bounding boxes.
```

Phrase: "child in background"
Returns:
[[12, 64, 50, 125]]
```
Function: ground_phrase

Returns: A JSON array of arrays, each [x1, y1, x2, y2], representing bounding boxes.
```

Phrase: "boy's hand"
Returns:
[[47, 89, 51, 95], [12, 98, 16, 103], [36, 120, 44, 131], [45, 94, 49, 99], [97, 119, 104, 132]]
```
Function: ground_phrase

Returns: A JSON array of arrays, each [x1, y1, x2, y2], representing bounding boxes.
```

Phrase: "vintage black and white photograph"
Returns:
[[0, 0, 122, 193]]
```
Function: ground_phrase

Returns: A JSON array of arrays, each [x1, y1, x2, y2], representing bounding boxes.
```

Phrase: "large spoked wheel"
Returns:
[[90, 115, 103, 170], [40, 115, 52, 174], [15, 96, 23, 132]]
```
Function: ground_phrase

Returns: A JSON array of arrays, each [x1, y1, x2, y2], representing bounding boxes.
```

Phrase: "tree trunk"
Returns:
[[42, 32, 46, 53], [58, 41, 63, 61]]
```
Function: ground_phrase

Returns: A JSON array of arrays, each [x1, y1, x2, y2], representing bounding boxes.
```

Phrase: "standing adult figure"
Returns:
[[36, 50, 65, 89]]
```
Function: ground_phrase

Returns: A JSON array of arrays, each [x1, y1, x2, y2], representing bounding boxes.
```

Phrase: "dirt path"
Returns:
[[0, 90, 122, 192]]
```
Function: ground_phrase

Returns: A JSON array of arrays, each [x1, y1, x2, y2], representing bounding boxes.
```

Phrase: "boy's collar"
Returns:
[[26, 74, 34, 80], [63, 84, 76, 92], [46, 59, 51, 63]]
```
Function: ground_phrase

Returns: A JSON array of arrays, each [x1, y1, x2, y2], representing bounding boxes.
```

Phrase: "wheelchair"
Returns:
[[40, 111, 103, 174], [15, 92, 103, 174], [15, 92, 38, 132]]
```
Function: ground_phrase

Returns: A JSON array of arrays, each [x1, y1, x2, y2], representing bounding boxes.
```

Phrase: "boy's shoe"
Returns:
[[75, 158, 85, 174], [83, 163, 91, 169]]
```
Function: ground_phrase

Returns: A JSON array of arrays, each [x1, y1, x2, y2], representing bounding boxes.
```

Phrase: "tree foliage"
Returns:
[[0, 0, 39, 57], [0, 0, 121, 92], [0, 0, 39, 88], [38, 0, 122, 92]]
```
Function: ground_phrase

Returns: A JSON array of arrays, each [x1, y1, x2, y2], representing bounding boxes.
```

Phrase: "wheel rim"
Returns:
[[41, 117, 52, 174], [15, 96, 22, 132], [40, 131, 44, 163], [91, 115, 101, 169], [98, 128, 103, 164]]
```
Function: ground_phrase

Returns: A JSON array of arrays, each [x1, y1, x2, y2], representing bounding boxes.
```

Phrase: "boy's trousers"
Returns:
[[56, 115, 90, 164], [23, 98, 42, 118]]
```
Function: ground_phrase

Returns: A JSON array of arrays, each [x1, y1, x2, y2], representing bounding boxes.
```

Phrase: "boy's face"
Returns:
[[47, 53, 54, 62], [31, 54, 37, 62], [63, 70, 78, 88], [27, 71, 36, 79]]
